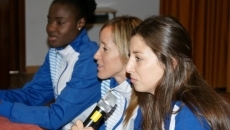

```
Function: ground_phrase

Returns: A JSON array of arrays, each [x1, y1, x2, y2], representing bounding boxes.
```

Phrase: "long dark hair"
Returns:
[[126, 16, 230, 130]]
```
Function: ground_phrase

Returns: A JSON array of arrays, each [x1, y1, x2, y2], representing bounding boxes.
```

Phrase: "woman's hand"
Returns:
[[71, 120, 94, 130]]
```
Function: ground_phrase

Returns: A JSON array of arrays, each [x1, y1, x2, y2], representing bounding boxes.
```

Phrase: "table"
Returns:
[[0, 116, 42, 130]]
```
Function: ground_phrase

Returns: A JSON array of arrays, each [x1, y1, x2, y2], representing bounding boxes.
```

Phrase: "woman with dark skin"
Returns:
[[0, 0, 101, 129], [125, 16, 230, 130]]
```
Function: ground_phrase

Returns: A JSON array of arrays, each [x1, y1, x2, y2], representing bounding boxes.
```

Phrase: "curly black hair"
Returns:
[[51, 0, 97, 21]]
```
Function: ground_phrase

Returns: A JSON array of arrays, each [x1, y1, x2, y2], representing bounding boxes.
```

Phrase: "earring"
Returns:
[[78, 28, 81, 30]]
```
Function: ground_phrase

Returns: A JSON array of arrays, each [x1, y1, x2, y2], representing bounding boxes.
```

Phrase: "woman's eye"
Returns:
[[103, 47, 108, 51], [57, 21, 64, 25], [135, 56, 141, 61]]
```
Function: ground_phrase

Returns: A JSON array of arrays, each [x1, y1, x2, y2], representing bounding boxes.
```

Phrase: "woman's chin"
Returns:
[[98, 73, 111, 80]]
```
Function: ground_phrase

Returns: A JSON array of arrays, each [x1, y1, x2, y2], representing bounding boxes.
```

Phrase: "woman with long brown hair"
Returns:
[[126, 15, 230, 130]]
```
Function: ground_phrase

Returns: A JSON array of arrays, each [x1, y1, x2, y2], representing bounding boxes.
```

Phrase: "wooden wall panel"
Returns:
[[0, 0, 25, 89]]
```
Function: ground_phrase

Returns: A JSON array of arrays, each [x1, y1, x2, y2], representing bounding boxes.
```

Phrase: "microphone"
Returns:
[[83, 91, 117, 128]]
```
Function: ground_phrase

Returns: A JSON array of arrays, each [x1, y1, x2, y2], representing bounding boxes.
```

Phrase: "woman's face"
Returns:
[[94, 26, 126, 84], [46, 3, 81, 48], [126, 35, 164, 95]]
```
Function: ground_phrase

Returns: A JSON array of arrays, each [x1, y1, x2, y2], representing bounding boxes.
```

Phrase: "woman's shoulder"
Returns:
[[170, 101, 211, 130]]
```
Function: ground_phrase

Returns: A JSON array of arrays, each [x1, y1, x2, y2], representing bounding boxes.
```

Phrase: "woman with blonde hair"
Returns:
[[72, 15, 142, 130]]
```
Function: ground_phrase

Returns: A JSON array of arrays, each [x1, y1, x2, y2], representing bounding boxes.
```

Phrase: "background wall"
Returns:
[[25, 0, 160, 66]]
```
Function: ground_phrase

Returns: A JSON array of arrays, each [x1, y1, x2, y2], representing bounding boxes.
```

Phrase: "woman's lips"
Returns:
[[97, 64, 104, 70], [130, 77, 137, 83], [48, 36, 57, 41]]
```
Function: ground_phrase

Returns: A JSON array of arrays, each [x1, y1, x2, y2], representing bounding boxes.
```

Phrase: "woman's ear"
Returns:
[[77, 18, 86, 30]]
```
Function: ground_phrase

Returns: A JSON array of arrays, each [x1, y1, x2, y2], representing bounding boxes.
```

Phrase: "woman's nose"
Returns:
[[46, 22, 56, 33], [126, 59, 133, 73], [94, 50, 100, 60]]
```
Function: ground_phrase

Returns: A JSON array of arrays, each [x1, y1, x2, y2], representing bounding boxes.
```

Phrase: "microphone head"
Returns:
[[97, 91, 117, 113]]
